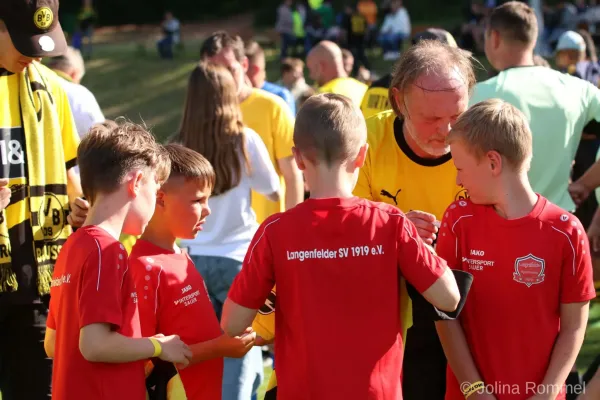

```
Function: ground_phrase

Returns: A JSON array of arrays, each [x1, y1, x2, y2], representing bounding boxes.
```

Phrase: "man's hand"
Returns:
[[67, 197, 89, 228], [406, 210, 438, 245], [155, 334, 193, 367], [568, 181, 592, 207], [218, 328, 257, 358], [0, 178, 11, 211]]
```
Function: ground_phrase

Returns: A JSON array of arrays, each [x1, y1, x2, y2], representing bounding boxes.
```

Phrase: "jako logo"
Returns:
[[470, 249, 485, 256]]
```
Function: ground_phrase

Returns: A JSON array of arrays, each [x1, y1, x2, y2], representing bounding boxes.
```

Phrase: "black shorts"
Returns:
[[0, 297, 52, 400]]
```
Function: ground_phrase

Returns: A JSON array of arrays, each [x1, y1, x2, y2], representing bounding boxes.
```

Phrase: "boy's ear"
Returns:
[[491, 29, 501, 50], [487, 150, 503, 176], [292, 146, 306, 171], [128, 170, 145, 198], [355, 143, 369, 169]]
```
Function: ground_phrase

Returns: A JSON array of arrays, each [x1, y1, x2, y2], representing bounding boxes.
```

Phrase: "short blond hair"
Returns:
[[448, 99, 532, 170], [294, 93, 366, 167]]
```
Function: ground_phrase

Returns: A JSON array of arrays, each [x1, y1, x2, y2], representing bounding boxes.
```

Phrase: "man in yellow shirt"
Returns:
[[306, 40, 368, 106], [0, 0, 86, 398], [354, 40, 475, 400], [201, 31, 304, 223]]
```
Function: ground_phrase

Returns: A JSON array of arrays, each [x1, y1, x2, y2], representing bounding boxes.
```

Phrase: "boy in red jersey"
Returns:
[[436, 99, 596, 400], [221, 93, 462, 400], [130, 144, 257, 400], [44, 121, 192, 400]]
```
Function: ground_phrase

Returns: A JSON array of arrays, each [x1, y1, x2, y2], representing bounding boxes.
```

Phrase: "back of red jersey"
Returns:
[[229, 197, 447, 400], [437, 197, 595, 400], [48, 226, 145, 400]]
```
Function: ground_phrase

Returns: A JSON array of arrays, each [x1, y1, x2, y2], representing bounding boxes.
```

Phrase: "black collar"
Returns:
[[393, 117, 452, 167], [0, 68, 14, 77]]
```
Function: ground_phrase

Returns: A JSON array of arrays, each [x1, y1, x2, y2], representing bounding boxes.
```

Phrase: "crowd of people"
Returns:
[[5, 0, 600, 399]]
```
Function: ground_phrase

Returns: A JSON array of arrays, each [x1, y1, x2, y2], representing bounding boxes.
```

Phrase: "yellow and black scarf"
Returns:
[[0, 63, 72, 296]]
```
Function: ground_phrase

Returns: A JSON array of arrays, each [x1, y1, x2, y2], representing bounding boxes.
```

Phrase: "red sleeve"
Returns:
[[559, 217, 596, 303], [79, 241, 127, 329], [435, 206, 462, 270], [396, 214, 448, 294], [228, 218, 277, 309], [130, 257, 159, 337], [47, 306, 56, 330]]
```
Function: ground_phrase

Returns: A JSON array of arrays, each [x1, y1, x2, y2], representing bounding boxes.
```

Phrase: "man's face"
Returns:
[[450, 139, 494, 205], [248, 53, 267, 89], [282, 66, 303, 86], [0, 27, 40, 73], [208, 47, 246, 95], [397, 74, 469, 157]]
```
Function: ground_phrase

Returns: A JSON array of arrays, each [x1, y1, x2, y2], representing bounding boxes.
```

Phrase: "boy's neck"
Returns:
[[83, 197, 129, 241], [492, 173, 538, 220], [139, 216, 179, 253], [306, 166, 355, 199]]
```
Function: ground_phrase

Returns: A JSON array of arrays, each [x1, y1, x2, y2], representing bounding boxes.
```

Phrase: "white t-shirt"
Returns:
[[57, 77, 104, 139], [182, 127, 280, 262]]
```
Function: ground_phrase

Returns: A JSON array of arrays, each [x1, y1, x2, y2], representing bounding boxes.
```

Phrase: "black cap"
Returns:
[[0, 0, 67, 58]]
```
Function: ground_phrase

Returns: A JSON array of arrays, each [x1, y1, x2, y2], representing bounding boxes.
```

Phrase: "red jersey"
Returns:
[[130, 239, 223, 400], [47, 226, 145, 400], [436, 197, 596, 400], [228, 197, 448, 400]]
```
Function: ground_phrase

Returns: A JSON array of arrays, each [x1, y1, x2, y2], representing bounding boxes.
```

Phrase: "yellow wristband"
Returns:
[[463, 381, 485, 399], [149, 338, 162, 358]]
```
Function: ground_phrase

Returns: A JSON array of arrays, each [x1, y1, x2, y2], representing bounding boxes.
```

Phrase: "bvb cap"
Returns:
[[0, 0, 67, 58]]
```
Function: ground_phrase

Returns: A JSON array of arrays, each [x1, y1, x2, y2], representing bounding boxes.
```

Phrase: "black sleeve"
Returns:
[[406, 269, 474, 322]]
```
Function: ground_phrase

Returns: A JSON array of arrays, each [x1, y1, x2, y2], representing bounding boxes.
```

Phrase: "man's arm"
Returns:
[[277, 155, 303, 210], [79, 323, 191, 365], [189, 330, 256, 363]]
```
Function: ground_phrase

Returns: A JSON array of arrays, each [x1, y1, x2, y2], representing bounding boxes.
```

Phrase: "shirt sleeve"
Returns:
[[435, 207, 462, 269], [560, 216, 596, 303], [353, 147, 374, 200], [56, 82, 80, 170], [247, 129, 281, 196], [272, 98, 295, 161], [396, 214, 448, 294], [131, 257, 159, 337], [228, 218, 277, 309], [79, 242, 127, 329]]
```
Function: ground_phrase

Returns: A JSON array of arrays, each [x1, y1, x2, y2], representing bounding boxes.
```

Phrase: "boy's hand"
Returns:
[[406, 210, 438, 245], [0, 179, 11, 211], [156, 335, 192, 366], [68, 197, 89, 228], [218, 328, 257, 358]]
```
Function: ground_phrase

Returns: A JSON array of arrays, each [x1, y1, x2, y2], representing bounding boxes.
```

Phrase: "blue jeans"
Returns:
[[192, 255, 263, 400], [378, 32, 408, 53], [280, 33, 295, 60]]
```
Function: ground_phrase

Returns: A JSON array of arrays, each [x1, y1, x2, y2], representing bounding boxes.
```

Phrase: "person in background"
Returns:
[[0, 0, 88, 397], [341, 4, 371, 75], [378, 0, 411, 60], [200, 32, 304, 224], [292, 4, 307, 57], [176, 62, 280, 400], [277, 57, 312, 112], [47, 46, 105, 141], [555, 30, 587, 74], [307, 40, 368, 106], [316, 0, 336, 39], [304, 11, 326, 52], [276, 0, 295, 60], [341, 48, 354, 76], [157, 11, 181, 60], [72, 0, 96, 60], [245, 40, 296, 114], [357, 0, 378, 48]]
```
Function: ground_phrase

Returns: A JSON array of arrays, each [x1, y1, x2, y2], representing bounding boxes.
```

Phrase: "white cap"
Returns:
[[556, 31, 586, 52]]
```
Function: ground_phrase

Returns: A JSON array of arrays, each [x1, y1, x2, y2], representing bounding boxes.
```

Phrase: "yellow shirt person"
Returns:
[[319, 77, 368, 108], [240, 88, 295, 223]]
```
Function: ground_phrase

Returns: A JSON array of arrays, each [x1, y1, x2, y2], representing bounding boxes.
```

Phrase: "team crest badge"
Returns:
[[513, 254, 545, 287]]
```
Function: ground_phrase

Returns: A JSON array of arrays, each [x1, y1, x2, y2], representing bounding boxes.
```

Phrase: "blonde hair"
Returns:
[[174, 62, 250, 196], [448, 99, 532, 170], [388, 40, 477, 117], [294, 93, 366, 167]]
